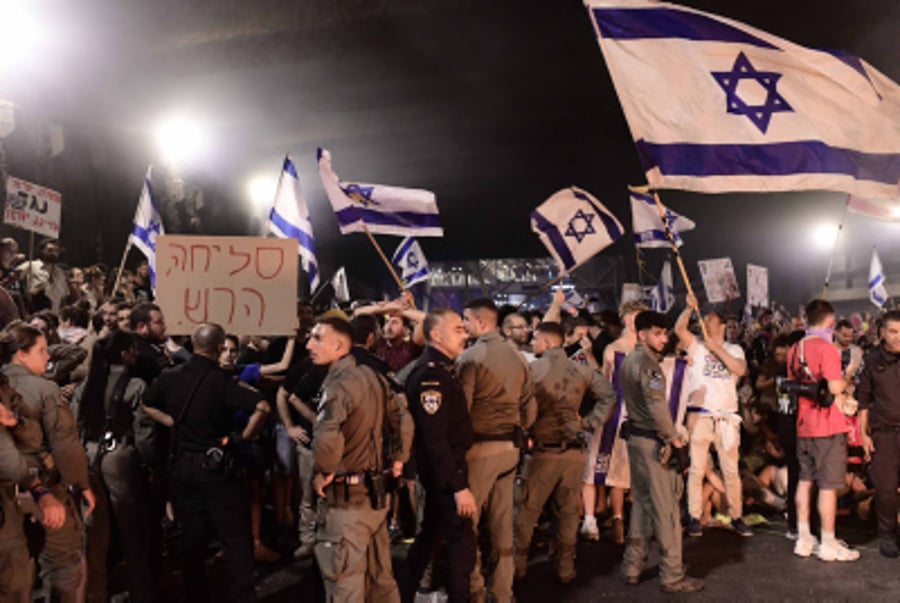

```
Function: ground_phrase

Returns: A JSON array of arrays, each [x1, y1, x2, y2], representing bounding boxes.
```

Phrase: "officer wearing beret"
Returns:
[[406, 308, 477, 601], [620, 311, 703, 594]]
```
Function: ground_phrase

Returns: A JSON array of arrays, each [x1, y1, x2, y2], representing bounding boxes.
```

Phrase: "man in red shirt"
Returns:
[[352, 292, 425, 373], [788, 299, 859, 562]]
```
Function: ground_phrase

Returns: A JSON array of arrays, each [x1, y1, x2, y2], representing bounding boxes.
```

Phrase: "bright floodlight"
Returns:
[[811, 223, 839, 251], [154, 114, 207, 167], [0, 1, 44, 75], [246, 173, 279, 212]]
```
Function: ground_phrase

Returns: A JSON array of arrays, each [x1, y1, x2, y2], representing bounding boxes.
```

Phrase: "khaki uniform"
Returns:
[[2, 364, 88, 601], [456, 330, 535, 602], [313, 353, 412, 603], [516, 347, 616, 580], [619, 344, 685, 587], [0, 417, 44, 600]]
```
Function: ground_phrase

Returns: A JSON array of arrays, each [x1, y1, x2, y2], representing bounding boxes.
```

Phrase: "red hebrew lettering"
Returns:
[[190, 245, 213, 272], [212, 287, 236, 324], [240, 288, 266, 327], [228, 244, 252, 276], [184, 288, 209, 323], [166, 244, 187, 276], [255, 247, 285, 279]]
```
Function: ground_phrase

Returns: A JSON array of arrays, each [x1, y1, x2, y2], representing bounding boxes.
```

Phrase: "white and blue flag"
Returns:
[[586, 1, 900, 199], [647, 260, 675, 313], [392, 237, 430, 287], [128, 166, 164, 288], [630, 186, 694, 248], [268, 156, 319, 289], [869, 247, 889, 308], [317, 148, 443, 237], [531, 186, 624, 273]]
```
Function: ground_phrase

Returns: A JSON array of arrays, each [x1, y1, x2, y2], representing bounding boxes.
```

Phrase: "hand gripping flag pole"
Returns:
[[651, 190, 709, 341]]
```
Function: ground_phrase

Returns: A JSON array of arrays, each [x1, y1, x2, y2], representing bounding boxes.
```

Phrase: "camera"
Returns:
[[778, 378, 834, 408]]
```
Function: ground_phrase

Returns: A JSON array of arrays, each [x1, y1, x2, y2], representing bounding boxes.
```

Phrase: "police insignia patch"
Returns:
[[647, 369, 664, 390], [421, 389, 442, 415]]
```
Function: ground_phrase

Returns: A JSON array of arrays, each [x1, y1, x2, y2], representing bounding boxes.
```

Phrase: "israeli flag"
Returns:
[[331, 267, 350, 303], [531, 186, 624, 273], [268, 156, 319, 289], [392, 237, 430, 287], [586, 1, 900, 199], [630, 187, 694, 248], [869, 247, 889, 308], [318, 148, 443, 237], [648, 260, 675, 313], [128, 166, 164, 288]]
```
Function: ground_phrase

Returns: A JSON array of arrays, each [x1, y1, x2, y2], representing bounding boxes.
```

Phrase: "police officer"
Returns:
[[857, 309, 900, 558], [143, 323, 270, 603], [0, 390, 66, 600], [619, 311, 703, 593], [405, 309, 476, 601], [75, 331, 154, 602], [457, 297, 536, 603], [308, 316, 412, 602], [1, 321, 95, 603], [515, 321, 617, 583]]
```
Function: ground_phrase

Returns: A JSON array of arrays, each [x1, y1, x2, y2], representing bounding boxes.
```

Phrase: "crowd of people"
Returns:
[[1, 235, 900, 602]]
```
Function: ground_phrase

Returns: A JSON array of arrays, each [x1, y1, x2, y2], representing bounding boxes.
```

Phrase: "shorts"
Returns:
[[797, 433, 847, 491], [274, 423, 298, 476]]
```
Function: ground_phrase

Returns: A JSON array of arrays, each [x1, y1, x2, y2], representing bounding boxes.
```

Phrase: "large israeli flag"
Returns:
[[531, 186, 624, 273], [869, 247, 889, 308], [317, 148, 443, 237], [128, 166, 164, 288], [268, 156, 319, 289], [630, 186, 694, 248], [586, 0, 900, 199], [392, 237, 430, 287]]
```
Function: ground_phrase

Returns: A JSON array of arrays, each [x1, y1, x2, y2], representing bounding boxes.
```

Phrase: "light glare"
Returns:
[[154, 114, 207, 167], [247, 173, 278, 211]]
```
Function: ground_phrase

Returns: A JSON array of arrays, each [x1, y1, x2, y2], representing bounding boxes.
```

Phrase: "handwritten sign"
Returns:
[[4, 176, 62, 238], [747, 264, 769, 308], [156, 235, 298, 335], [697, 257, 740, 304]]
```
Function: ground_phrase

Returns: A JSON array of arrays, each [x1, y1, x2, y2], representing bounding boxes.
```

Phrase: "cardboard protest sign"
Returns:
[[747, 264, 769, 308], [697, 258, 740, 303], [4, 176, 61, 238], [156, 235, 298, 335]]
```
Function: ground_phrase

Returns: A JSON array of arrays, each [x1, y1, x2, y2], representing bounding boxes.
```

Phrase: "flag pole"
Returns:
[[111, 240, 133, 298], [651, 189, 708, 340], [821, 197, 850, 299], [361, 224, 406, 292]]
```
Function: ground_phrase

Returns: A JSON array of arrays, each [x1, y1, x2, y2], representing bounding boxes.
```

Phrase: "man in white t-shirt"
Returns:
[[675, 293, 751, 538]]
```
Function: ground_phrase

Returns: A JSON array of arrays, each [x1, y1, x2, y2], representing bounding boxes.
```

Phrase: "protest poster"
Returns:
[[747, 264, 769, 308], [697, 257, 740, 303], [4, 176, 62, 238], [156, 235, 298, 335]]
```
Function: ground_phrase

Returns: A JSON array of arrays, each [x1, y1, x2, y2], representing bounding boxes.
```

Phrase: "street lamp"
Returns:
[[811, 223, 839, 251], [153, 113, 208, 168]]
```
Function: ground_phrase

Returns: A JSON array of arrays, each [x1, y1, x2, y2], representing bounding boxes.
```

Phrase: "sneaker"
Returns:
[[794, 536, 818, 558], [293, 543, 315, 559], [785, 529, 799, 541], [687, 517, 702, 538], [580, 516, 600, 542], [879, 539, 899, 559], [731, 517, 753, 537], [661, 577, 705, 593], [817, 540, 860, 562]]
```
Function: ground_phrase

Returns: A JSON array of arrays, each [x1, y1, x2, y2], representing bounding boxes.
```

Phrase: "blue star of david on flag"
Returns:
[[128, 166, 165, 289], [564, 209, 597, 244], [711, 52, 793, 134], [342, 183, 378, 206]]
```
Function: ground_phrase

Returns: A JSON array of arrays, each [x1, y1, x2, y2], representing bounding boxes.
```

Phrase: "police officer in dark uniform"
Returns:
[[620, 311, 702, 594], [406, 309, 477, 601], [858, 309, 900, 558], [143, 323, 270, 603]]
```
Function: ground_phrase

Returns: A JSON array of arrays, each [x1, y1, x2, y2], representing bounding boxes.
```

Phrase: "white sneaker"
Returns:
[[580, 516, 600, 541], [817, 540, 860, 562], [793, 536, 818, 558]]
